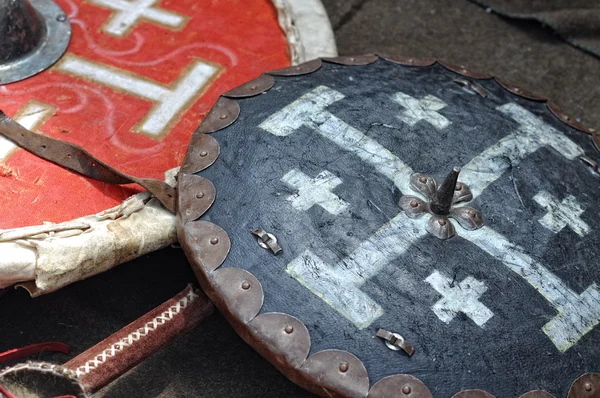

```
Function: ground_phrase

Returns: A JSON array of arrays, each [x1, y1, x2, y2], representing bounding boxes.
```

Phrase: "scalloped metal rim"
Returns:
[[177, 54, 598, 398]]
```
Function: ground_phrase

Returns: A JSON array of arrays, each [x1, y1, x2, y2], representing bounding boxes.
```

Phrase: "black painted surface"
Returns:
[[193, 60, 600, 397]]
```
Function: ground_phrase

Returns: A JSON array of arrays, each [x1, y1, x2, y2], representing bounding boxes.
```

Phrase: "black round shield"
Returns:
[[177, 55, 600, 398]]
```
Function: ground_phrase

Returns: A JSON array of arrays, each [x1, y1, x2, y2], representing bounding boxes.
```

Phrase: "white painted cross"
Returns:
[[88, 0, 188, 37], [425, 271, 494, 327], [57, 54, 220, 138], [393, 92, 450, 130], [281, 169, 349, 215], [463, 225, 600, 352], [260, 85, 600, 351], [460, 103, 583, 198], [0, 100, 56, 162], [534, 191, 591, 237]]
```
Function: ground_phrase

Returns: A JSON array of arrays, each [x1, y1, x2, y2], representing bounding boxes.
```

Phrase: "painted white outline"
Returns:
[[87, 0, 188, 38], [56, 54, 221, 139]]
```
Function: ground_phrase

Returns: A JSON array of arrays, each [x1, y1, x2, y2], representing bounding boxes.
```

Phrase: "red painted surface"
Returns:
[[0, 342, 71, 364], [0, 0, 289, 228]]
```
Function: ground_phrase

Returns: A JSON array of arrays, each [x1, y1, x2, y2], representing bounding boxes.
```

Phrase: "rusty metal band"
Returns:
[[177, 55, 598, 398], [379, 54, 596, 138], [0, 112, 175, 212]]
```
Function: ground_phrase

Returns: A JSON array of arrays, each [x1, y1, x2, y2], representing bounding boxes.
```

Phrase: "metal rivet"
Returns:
[[468, 209, 476, 217], [402, 385, 412, 395], [438, 219, 447, 226], [220, 114, 228, 119], [196, 192, 204, 199], [295, 66, 303, 71], [419, 176, 427, 184], [514, 88, 521, 92], [199, 150, 208, 157], [210, 237, 219, 245], [339, 362, 349, 372], [250, 85, 257, 90], [408, 58, 414, 64], [284, 325, 294, 334], [56, 14, 67, 22], [349, 57, 355, 62], [410, 200, 419, 208], [241, 281, 251, 290], [455, 183, 463, 191], [584, 382, 593, 391]]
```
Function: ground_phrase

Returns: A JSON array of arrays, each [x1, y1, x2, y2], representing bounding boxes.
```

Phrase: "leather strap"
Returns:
[[0, 112, 175, 213], [64, 285, 213, 393]]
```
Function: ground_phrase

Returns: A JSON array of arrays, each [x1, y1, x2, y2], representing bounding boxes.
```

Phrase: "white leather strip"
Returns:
[[272, 0, 338, 64]]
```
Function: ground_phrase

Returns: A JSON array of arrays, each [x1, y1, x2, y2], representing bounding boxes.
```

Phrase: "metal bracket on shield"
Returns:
[[580, 155, 600, 177], [453, 78, 487, 98], [376, 329, 415, 357], [251, 228, 282, 255]]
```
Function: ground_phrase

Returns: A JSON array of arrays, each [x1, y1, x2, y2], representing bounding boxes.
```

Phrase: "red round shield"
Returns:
[[0, 0, 290, 229]]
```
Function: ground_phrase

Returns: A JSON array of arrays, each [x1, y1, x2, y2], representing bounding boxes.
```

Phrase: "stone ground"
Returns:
[[3, 2, 598, 397]]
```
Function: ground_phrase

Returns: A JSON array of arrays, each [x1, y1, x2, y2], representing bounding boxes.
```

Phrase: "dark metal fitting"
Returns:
[[376, 328, 415, 357], [0, 0, 72, 84], [251, 228, 282, 255], [453, 78, 487, 98], [430, 167, 461, 216]]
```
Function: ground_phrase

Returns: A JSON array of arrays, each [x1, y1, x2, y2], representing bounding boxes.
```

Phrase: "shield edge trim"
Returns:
[[177, 55, 598, 398]]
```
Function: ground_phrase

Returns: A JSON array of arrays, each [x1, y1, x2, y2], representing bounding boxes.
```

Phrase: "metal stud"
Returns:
[[196, 97, 240, 133]]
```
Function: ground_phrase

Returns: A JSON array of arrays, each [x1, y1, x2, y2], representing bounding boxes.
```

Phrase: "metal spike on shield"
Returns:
[[0, 0, 71, 84], [1, 45, 600, 398]]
